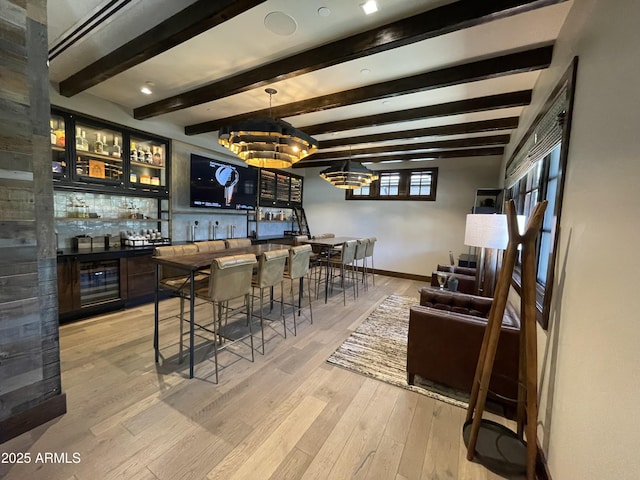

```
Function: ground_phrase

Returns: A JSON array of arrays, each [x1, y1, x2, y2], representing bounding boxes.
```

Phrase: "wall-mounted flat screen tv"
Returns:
[[190, 154, 258, 210]]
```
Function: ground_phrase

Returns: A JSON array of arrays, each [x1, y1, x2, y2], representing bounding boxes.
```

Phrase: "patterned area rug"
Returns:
[[327, 294, 469, 409]]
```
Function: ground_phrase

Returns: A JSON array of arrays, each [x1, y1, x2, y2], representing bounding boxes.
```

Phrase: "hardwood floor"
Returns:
[[0, 274, 523, 480]]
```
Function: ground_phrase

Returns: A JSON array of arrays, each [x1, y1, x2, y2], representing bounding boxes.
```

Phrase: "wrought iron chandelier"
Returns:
[[319, 158, 378, 189], [218, 88, 318, 168]]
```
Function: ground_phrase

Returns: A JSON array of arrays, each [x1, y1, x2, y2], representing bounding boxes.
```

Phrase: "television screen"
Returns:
[[190, 154, 258, 210]]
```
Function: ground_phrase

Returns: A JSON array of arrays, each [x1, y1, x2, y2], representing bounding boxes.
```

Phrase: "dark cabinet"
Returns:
[[124, 253, 156, 300], [258, 169, 303, 207], [57, 256, 80, 315], [51, 107, 170, 197]]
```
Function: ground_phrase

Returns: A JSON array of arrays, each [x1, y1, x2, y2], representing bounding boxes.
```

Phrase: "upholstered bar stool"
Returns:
[[354, 238, 369, 294], [154, 244, 209, 360], [225, 238, 252, 249], [193, 253, 257, 383], [326, 240, 358, 305], [283, 244, 313, 335], [195, 240, 226, 274], [195, 240, 226, 252], [363, 237, 377, 287], [251, 249, 289, 353]]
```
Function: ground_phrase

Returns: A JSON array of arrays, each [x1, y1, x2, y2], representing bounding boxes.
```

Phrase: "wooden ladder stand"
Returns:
[[465, 199, 548, 480]]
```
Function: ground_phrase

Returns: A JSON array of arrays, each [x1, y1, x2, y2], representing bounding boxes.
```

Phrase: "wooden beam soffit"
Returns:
[[304, 90, 532, 137], [293, 147, 505, 168], [135, 0, 567, 119], [184, 46, 549, 135], [319, 117, 519, 148], [308, 135, 511, 160], [58, 0, 267, 97]]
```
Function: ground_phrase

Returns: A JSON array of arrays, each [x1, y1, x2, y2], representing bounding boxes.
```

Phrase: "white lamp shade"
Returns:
[[464, 214, 509, 249], [464, 214, 527, 249]]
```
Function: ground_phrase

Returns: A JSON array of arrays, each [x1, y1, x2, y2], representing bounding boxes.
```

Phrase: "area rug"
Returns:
[[327, 294, 469, 409]]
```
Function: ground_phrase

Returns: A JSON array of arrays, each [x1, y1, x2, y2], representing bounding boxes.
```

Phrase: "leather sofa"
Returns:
[[430, 264, 477, 294], [407, 287, 520, 405]]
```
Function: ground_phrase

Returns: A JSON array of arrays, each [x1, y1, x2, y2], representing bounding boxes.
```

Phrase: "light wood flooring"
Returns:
[[1, 274, 523, 480]]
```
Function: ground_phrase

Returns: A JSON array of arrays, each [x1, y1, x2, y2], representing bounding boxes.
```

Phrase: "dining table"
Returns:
[[301, 236, 360, 303], [152, 243, 291, 378]]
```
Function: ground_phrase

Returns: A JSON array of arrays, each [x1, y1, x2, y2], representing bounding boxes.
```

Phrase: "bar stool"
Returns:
[[154, 245, 209, 361], [251, 249, 289, 353], [363, 237, 377, 287], [195, 240, 226, 252], [225, 238, 252, 249], [193, 253, 257, 383], [195, 240, 226, 274], [354, 238, 369, 294], [283, 244, 313, 335], [326, 240, 358, 305]]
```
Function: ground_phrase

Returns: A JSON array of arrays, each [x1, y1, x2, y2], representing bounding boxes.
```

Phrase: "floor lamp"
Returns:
[[464, 214, 508, 297]]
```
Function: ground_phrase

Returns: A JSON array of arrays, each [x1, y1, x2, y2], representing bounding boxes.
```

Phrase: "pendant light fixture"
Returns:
[[218, 88, 318, 168], [319, 148, 379, 189]]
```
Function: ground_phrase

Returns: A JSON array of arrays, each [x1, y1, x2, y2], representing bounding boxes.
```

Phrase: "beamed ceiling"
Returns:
[[47, 0, 574, 169]]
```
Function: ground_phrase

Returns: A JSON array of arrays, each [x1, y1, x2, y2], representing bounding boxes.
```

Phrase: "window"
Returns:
[[504, 57, 578, 329], [346, 167, 438, 201]]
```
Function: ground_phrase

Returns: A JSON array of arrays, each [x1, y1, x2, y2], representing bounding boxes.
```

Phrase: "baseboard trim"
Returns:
[[0, 393, 67, 444], [372, 268, 429, 282]]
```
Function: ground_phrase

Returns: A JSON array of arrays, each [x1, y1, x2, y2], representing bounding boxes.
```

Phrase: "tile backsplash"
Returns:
[[54, 192, 163, 249]]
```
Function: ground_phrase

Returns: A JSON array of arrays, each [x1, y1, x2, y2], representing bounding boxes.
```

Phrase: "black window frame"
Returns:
[[346, 166, 438, 201]]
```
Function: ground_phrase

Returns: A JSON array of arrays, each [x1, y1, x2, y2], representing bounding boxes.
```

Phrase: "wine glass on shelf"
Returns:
[[436, 272, 448, 291]]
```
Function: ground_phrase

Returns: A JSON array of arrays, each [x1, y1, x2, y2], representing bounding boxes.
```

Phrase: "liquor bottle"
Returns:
[[111, 137, 121, 158], [94, 133, 104, 154], [81, 130, 89, 151], [75, 127, 84, 151], [55, 127, 65, 146], [50, 120, 57, 145], [137, 144, 146, 163], [130, 142, 137, 162], [144, 146, 152, 163]]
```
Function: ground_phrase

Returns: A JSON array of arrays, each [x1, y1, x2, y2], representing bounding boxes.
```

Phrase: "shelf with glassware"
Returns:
[[258, 168, 303, 207], [50, 108, 169, 196], [247, 207, 296, 240]]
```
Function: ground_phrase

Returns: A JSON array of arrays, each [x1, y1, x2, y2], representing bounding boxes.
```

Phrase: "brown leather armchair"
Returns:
[[430, 264, 477, 294], [407, 287, 520, 404]]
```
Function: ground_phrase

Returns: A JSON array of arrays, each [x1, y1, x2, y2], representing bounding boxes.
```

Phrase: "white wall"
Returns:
[[502, 1, 640, 478], [303, 156, 502, 277]]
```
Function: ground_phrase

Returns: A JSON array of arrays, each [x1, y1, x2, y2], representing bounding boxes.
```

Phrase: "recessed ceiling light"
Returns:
[[317, 7, 331, 17], [361, 1, 378, 15], [360, 68, 371, 75], [140, 81, 154, 95], [380, 159, 403, 163]]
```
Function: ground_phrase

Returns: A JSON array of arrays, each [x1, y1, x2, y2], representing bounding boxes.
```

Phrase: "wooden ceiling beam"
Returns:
[[293, 147, 505, 168], [319, 117, 519, 148], [304, 90, 532, 137], [58, 0, 266, 97], [184, 46, 548, 135], [308, 135, 511, 160], [136, 0, 567, 119]]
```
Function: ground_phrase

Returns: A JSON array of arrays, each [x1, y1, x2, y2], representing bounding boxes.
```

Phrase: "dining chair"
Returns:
[[192, 253, 257, 383], [225, 238, 252, 249], [283, 244, 313, 335], [251, 248, 289, 353], [154, 244, 209, 358], [326, 240, 358, 305]]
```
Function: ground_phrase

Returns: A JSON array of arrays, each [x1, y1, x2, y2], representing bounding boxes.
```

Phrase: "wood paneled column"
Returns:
[[0, 0, 66, 443]]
